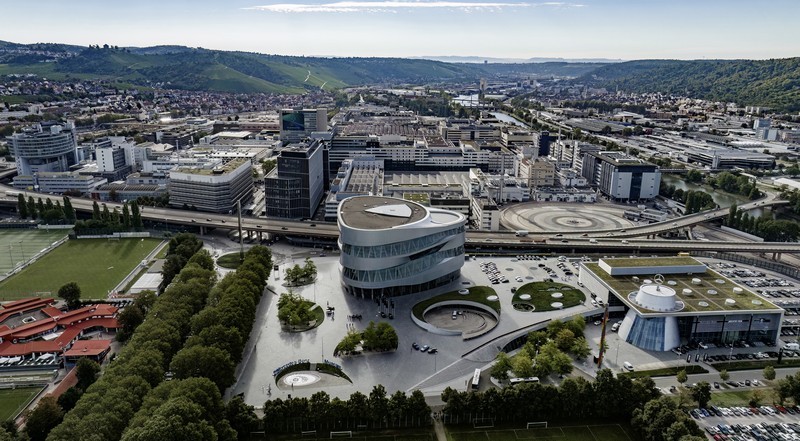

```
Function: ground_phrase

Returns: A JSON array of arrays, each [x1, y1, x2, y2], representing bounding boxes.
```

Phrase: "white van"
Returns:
[[611, 322, 621, 332], [589, 238, 598, 244], [784, 342, 800, 351], [623, 362, 634, 371]]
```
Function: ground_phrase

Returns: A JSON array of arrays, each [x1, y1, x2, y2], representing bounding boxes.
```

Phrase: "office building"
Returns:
[[264, 140, 324, 219], [168, 158, 253, 213], [581, 151, 660, 201], [279, 108, 328, 143], [12, 172, 107, 195], [9, 122, 78, 176], [338, 195, 466, 298]]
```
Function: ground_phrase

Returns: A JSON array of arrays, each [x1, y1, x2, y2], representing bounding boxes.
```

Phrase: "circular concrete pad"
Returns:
[[282, 373, 321, 387], [423, 306, 498, 335], [501, 202, 637, 233]]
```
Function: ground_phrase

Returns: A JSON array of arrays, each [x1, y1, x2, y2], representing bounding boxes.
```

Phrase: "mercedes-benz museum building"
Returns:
[[338, 195, 466, 298]]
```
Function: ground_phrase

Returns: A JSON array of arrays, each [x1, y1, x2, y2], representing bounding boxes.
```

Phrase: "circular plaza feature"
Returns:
[[551, 302, 564, 309], [500, 202, 637, 233], [412, 286, 501, 339], [551, 292, 563, 299], [282, 373, 321, 387]]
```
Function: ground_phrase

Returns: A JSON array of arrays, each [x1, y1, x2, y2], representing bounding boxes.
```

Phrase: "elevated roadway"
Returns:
[[1, 182, 799, 254]]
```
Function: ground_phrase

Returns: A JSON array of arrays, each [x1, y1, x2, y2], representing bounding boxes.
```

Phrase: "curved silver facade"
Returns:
[[338, 196, 466, 298], [10, 123, 78, 176]]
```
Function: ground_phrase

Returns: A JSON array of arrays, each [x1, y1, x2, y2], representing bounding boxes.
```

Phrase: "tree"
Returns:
[[491, 352, 512, 381], [131, 200, 143, 229], [631, 396, 703, 441], [63, 196, 75, 222], [691, 381, 712, 408], [17, 193, 28, 219], [719, 370, 730, 382], [764, 365, 776, 381], [75, 357, 101, 390], [368, 385, 389, 423], [570, 337, 592, 359], [122, 202, 131, 229], [225, 395, 259, 441], [91, 200, 101, 221], [676, 369, 688, 386], [25, 396, 64, 441], [749, 389, 764, 407], [57, 387, 83, 413], [169, 345, 235, 391], [57, 282, 81, 309], [27, 196, 37, 219]]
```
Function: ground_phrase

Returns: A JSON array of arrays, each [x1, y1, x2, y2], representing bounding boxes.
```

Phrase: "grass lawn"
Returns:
[[513, 282, 585, 312], [447, 424, 633, 441], [262, 429, 436, 440], [709, 389, 762, 407], [0, 238, 162, 300], [711, 359, 800, 371], [0, 387, 42, 421], [412, 286, 500, 321], [0, 229, 68, 274], [217, 252, 243, 269]]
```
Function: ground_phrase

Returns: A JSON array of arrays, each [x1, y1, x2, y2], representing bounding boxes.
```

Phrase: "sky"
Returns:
[[1, 0, 798, 60]]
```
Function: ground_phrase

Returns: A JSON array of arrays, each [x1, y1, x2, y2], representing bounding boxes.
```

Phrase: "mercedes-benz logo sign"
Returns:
[[654, 274, 665, 285]]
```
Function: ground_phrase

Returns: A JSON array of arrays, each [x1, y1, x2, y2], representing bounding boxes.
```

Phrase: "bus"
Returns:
[[471, 368, 481, 390], [514, 230, 529, 237], [509, 377, 540, 386]]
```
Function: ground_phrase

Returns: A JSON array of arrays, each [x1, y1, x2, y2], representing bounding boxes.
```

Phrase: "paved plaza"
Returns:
[[228, 244, 601, 407], [205, 230, 800, 410]]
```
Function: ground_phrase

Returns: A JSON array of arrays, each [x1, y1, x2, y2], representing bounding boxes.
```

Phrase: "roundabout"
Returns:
[[500, 202, 637, 233]]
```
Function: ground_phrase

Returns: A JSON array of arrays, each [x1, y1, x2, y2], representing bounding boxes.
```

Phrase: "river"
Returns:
[[489, 112, 528, 128], [661, 175, 769, 217]]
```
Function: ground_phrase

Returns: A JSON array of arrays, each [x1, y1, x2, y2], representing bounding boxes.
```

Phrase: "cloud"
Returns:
[[245, 1, 583, 13]]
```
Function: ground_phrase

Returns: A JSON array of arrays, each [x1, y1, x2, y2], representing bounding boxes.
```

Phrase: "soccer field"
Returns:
[[447, 424, 633, 441], [0, 237, 163, 300], [0, 229, 68, 274], [0, 387, 42, 421]]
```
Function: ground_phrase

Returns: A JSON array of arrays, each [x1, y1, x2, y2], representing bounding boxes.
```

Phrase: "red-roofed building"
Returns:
[[0, 304, 119, 360], [0, 298, 56, 324], [64, 340, 111, 365]]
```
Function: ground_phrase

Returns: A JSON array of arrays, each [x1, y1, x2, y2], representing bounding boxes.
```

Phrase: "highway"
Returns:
[[2, 180, 800, 253]]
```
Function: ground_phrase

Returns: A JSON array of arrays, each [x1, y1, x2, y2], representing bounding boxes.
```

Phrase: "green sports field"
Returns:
[[0, 387, 42, 421], [447, 424, 633, 441], [0, 237, 163, 301], [0, 229, 69, 274]]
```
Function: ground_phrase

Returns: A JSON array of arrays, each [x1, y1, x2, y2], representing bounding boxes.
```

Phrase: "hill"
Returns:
[[580, 58, 800, 112], [0, 42, 602, 94]]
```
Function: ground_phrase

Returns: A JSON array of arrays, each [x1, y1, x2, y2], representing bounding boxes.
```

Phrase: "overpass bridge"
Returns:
[[1, 181, 798, 255]]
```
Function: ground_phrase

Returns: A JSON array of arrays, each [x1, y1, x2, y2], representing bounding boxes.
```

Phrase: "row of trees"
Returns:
[[73, 200, 143, 234], [121, 245, 272, 440], [44, 242, 217, 440], [659, 185, 717, 214], [490, 316, 590, 381], [726, 204, 800, 241], [707, 171, 762, 200], [17, 194, 76, 224], [334, 321, 399, 355], [442, 369, 660, 422], [284, 258, 317, 286], [159, 233, 204, 291], [262, 386, 431, 433], [277, 290, 316, 328]]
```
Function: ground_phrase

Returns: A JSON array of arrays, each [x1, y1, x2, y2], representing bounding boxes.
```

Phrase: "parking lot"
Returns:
[[694, 404, 800, 440]]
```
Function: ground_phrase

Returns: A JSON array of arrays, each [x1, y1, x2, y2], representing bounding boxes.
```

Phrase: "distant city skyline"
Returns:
[[2, 0, 798, 60]]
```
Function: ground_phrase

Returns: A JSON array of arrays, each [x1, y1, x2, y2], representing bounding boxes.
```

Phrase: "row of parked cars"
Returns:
[[480, 262, 509, 284], [706, 422, 800, 441], [694, 404, 798, 420], [411, 342, 437, 354]]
